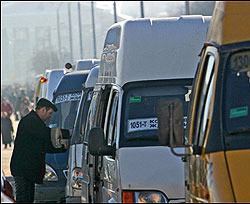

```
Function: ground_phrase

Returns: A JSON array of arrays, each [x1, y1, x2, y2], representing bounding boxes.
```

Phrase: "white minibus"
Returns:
[[82, 16, 210, 203]]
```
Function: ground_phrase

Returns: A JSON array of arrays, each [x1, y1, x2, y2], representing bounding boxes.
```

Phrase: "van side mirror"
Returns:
[[88, 127, 115, 156], [157, 98, 184, 146], [157, 98, 191, 157], [65, 62, 73, 69]]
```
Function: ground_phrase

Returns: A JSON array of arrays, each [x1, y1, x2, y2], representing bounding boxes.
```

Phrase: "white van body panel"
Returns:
[[67, 144, 83, 197], [66, 145, 75, 196], [87, 16, 211, 203], [66, 144, 84, 202], [84, 67, 99, 88], [118, 147, 184, 199], [75, 59, 100, 71], [75, 144, 83, 173], [41, 69, 64, 101], [98, 16, 211, 86], [67, 67, 99, 202]]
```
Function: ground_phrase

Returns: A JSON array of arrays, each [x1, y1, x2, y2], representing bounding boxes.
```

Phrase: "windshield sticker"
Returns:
[[55, 92, 81, 104], [128, 118, 158, 133], [230, 106, 248, 118], [129, 96, 141, 103]]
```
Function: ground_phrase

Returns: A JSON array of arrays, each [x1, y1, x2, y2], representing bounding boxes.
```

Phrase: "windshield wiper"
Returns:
[[126, 135, 159, 141], [229, 128, 250, 135]]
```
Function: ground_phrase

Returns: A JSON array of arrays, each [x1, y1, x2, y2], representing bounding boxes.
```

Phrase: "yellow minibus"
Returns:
[[157, 1, 250, 202]]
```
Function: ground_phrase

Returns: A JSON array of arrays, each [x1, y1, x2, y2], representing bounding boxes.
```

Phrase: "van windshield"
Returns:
[[122, 84, 191, 146], [224, 50, 250, 135], [48, 92, 82, 130]]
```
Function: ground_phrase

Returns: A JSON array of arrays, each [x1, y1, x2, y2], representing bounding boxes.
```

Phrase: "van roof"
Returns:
[[206, 1, 250, 46], [45, 69, 64, 73], [84, 66, 99, 88], [54, 70, 90, 96], [45, 70, 65, 101], [98, 15, 211, 87], [75, 59, 100, 71]]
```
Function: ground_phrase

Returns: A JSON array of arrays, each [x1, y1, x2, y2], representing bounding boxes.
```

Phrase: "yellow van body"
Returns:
[[186, 1, 250, 202]]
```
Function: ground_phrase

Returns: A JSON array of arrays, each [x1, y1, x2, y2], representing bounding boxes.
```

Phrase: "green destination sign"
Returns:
[[129, 96, 141, 103], [230, 106, 248, 118]]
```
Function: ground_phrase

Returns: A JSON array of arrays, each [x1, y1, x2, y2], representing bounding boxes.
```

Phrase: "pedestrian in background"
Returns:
[[15, 88, 26, 119], [1, 97, 14, 117], [9, 91, 19, 121], [9, 92, 17, 109], [10, 98, 70, 203], [1, 111, 14, 149]]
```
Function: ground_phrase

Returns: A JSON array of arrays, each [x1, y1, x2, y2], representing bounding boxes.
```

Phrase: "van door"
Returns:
[[81, 86, 112, 203], [81, 90, 100, 203], [186, 46, 218, 202], [101, 89, 119, 202]]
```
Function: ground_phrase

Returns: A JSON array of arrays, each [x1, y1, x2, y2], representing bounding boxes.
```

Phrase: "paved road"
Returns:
[[2, 114, 19, 177], [2, 114, 19, 199]]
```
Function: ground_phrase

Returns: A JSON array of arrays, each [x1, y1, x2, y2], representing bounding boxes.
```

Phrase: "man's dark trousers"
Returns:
[[14, 176, 35, 203]]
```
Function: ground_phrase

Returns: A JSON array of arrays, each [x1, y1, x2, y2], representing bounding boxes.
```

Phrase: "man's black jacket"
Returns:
[[10, 110, 66, 184]]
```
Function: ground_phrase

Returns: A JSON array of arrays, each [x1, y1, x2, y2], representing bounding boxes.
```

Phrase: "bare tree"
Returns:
[[30, 48, 59, 75]]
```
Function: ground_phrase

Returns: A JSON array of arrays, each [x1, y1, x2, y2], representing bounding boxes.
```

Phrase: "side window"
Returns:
[[79, 90, 93, 143], [96, 87, 111, 128], [83, 91, 99, 143], [106, 92, 119, 146], [84, 87, 111, 143], [198, 73, 215, 146], [192, 54, 216, 147]]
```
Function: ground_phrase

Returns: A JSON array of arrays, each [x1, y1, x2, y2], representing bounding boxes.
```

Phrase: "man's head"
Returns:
[[35, 98, 57, 122]]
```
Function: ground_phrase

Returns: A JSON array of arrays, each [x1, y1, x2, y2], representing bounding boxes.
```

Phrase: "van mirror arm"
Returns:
[[100, 146, 116, 157], [169, 104, 192, 157], [170, 146, 193, 157]]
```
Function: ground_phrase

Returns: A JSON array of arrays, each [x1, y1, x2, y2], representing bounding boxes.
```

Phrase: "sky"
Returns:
[[1, 1, 215, 85]]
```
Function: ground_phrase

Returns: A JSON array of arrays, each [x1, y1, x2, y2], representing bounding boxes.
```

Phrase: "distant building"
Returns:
[[2, 2, 125, 85], [2, 1, 215, 85]]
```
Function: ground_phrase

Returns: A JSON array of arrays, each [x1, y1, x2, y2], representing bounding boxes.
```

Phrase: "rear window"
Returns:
[[104, 26, 121, 50]]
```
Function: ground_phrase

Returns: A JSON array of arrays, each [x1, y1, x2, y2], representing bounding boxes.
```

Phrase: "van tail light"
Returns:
[[122, 191, 134, 203], [40, 77, 47, 83]]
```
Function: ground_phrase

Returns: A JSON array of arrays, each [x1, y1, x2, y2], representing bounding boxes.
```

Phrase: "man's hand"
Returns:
[[61, 139, 70, 149], [63, 144, 70, 149]]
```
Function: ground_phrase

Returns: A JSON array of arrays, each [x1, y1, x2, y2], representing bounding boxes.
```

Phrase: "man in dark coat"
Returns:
[[10, 98, 69, 203]]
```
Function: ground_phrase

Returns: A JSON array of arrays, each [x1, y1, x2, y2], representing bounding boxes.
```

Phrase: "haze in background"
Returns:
[[1, 1, 215, 85]]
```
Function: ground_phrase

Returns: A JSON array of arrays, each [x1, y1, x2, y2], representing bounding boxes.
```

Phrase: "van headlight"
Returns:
[[43, 164, 58, 181], [122, 191, 168, 203], [71, 168, 83, 190]]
